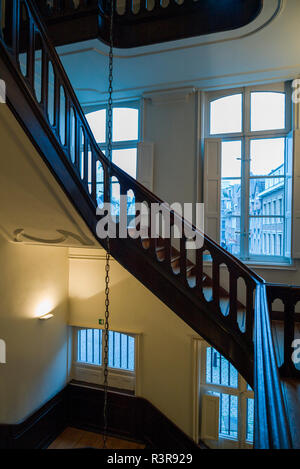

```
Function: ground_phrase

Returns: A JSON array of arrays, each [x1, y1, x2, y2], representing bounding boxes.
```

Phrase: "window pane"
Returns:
[[206, 348, 238, 388], [220, 393, 238, 439], [77, 329, 102, 365], [246, 398, 254, 442], [112, 148, 137, 178], [251, 92, 285, 131], [221, 141, 242, 178], [250, 138, 285, 176], [221, 215, 241, 256], [113, 107, 139, 142], [249, 177, 284, 216], [210, 94, 242, 135], [221, 180, 241, 216], [249, 218, 284, 256], [86, 109, 106, 143], [108, 331, 135, 371], [210, 391, 238, 440]]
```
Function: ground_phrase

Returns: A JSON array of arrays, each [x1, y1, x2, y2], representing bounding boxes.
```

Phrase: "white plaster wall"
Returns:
[[68, 249, 200, 438]]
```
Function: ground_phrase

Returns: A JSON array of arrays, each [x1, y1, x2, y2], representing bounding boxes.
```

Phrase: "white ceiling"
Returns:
[[56, 0, 300, 106]]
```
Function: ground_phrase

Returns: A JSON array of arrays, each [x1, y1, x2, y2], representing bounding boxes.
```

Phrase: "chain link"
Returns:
[[103, 0, 114, 450]]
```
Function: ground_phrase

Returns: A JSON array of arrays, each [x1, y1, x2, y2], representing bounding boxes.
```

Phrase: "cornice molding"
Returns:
[[142, 87, 197, 105], [68, 247, 112, 261], [76, 64, 300, 107]]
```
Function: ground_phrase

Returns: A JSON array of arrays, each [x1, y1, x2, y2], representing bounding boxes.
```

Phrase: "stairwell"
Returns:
[[0, 0, 299, 449]]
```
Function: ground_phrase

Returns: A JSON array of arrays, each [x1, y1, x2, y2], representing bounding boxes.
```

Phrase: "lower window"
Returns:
[[73, 327, 136, 392], [200, 345, 254, 449]]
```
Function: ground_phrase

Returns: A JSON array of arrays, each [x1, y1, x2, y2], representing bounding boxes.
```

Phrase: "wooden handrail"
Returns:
[[254, 284, 292, 448], [0, 0, 293, 448]]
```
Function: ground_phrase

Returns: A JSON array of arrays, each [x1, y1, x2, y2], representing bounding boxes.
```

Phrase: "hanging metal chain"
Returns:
[[103, 245, 110, 449], [103, 0, 114, 450]]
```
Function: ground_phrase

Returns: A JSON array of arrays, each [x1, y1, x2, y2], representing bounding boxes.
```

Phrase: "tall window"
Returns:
[[85, 103, 139, 213], [207, 83, 292, 263], [200, 344, 254, 449]]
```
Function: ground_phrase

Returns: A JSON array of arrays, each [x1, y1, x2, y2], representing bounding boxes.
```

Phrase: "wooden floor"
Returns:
[[48, 427, 145, 450]]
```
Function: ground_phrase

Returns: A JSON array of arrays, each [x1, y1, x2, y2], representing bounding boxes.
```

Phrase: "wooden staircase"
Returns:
[[0, 0, 299, 449]]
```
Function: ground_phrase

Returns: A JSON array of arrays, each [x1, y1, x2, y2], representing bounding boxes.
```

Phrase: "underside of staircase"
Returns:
[[1, 0, 300, 449]]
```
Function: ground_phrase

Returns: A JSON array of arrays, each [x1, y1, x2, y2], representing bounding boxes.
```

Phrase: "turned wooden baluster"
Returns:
[[90, 149, 96, 201], [65, 96, 71, 159], [125, 0, 132, 14], [118, 181, 128, 238], [229, 270, 238, 326], [282, 294, 297, 376], [41, 49, 49, 112], [180, 220, 187, 283], [163, 212, 173, 271], [54, 73, 61, 132], [139, 0, 147, 12], [82, 132, 88, 186], [245, 281, 255, 342], [74, 114, 81, 172], [27, 18, 35, 87], [212, 256, 220, 307], [196, 245, 204, 297]]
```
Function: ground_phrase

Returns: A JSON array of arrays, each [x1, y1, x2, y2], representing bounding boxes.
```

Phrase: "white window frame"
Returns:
[[84, 100, 141, 163], [195, 340, 254, 449], [72, 327, 139, 393], [205, 82, 292, 264]]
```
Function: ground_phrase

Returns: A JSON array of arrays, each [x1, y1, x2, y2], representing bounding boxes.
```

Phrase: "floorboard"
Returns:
[[48, 427, 145, 450]]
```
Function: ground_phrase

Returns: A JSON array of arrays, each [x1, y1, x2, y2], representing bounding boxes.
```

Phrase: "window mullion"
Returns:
[[102, 329, 105, 368], [240, 137, 248, 259]]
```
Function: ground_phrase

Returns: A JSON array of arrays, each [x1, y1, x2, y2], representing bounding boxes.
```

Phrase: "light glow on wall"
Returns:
[[35, 298, 54, 319]]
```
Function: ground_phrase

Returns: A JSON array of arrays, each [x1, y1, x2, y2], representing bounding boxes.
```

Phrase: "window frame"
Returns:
[[72, 327, 138, 392], [84, 99, 141, 161], [199, 341, 254, 449], [205, 82, 292, 264]]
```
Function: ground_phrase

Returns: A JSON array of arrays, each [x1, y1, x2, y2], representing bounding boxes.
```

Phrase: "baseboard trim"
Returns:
[[0, 382, 204, 450], [0, 388, 67, 449]]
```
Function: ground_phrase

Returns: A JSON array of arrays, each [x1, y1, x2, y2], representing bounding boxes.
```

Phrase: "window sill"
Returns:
[[69, 379, 135, 396], [244, 261, 297, 271], [204, 261, 297, 271]]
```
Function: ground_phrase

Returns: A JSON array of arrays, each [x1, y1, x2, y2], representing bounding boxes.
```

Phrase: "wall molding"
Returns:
[[13, 229, 94, 246], [68, 247, 115, 261], [143, 87, 196, 105]]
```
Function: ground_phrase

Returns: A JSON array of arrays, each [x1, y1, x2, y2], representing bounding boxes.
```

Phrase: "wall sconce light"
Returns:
[[38, 313, 54, 321]]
